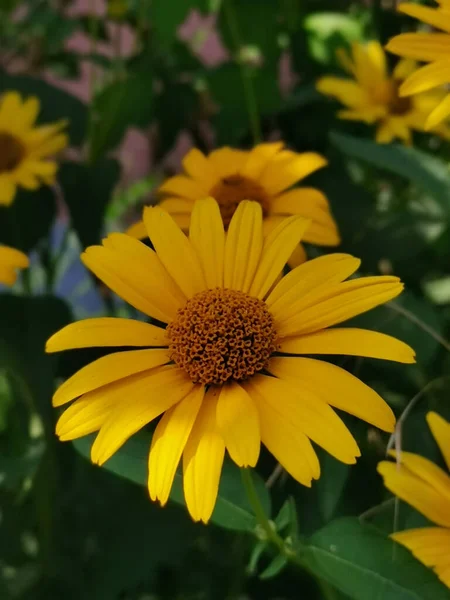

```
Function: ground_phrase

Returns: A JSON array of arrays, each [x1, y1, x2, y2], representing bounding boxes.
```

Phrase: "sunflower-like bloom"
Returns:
[[0, 91, 68, 206], [0, 246, 29, 286], [378, 412, 450, 588], [386, 1, 450, 130], [127, 143, 340, 265], [317, 40, 450, 144], [47, 198, 415, 523]]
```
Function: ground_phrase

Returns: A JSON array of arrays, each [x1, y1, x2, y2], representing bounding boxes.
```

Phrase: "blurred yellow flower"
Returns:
[[386, 1, 450, 130], [0, 246, 29, 286], [378, 412, 450, 589], [47, 198, 414, 523], [0, 91, 68, 206], [127, 143, 340, 266], [317, 41, 450, 144]]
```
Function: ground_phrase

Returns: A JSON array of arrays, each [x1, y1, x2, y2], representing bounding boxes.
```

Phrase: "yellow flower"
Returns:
[[317, 40, 450, 144], [126, 143, 340, 265], [47, 197, 414, 523], [386, 1, 450, 130], [378, 412, 450, 589], [0, 245, 29, 286], [0, 91, 68, 206]]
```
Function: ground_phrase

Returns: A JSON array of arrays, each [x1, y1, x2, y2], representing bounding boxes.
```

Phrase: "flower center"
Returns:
[[388, 80, 412, 116], [167, 288, 277, 385], [0, 132, 25, 173], [210, 175, 270, 228]]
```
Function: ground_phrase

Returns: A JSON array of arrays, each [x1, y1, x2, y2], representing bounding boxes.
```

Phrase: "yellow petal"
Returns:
[[278, 327, 416, 363], [316, 77, 367, 108], [267, 253, 360, 320], [52, 348, 171, 407], [427, 412, 450, 471], [82, 241, 182, 323], [387, 450, 450, 501], [182, 148, 217, 189], [249, 215, 311, 300], [183, 387, 225, 523], [393, 527, 450, 568], [0, 176, 17, 206], [287, 244, 307, 269], [143, 206, 206, 298], [125, 220, 146, 239], [397, 3, 450, 34], [0, 245, 29, 283], [277, 276, 404, 337], [216, 381, 260, 467], [377, 461, 450, 527], [91, 366, 193, 466], [160, 198, 194, 213], [149, 384, 205, 506], [268, 357, 395, 432], [426, 93, 450, 129], [261, 151, 328, 196], [158, 174, 208, 200], [224, 200, 263, 292], [399, 61, 450, 96], [189, 197, 225, 288], [240, 142, 284, 180], [393, 57, 418, 81], [20, 96, 40, 130], [46, 317, 168, 353], [376, 122, 395, 145], [386, 33, 450, 62], [247, 374, 360, 465], [208, 147, 246, 178]]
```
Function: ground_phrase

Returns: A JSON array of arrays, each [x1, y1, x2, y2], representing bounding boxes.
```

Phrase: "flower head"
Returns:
[[317, 40, 450, 144], [47, 197, 414, 523], [386, 1, 450, 130], [0, 91, 68, 206], [126, 143, 340, 265], [378, 412, 450, 588], [0, 246, 29, 286]]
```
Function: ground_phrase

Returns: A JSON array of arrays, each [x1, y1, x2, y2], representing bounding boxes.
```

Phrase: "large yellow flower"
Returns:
[[378, 412, 450, 589], [127, 143, 340, 265], [317, 40, 450, 144], [386, 1, 450, 129], [0, 246, 29, 286], [0, 91, 68, 206], [47, 198, 414, 523]]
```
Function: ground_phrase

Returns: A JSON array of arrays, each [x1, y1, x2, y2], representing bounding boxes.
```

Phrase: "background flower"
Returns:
[[0, 245, 28, 286]]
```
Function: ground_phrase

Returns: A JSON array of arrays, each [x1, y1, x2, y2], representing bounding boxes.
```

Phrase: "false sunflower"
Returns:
[[0, 246, 29, 286], [378, 412, 450, 588], [126, 143, 340, 265], [47, 197, 415, 523], [0, 91, 68, 206], [317, 40, 450, 144], [386, 1, 450, 129]]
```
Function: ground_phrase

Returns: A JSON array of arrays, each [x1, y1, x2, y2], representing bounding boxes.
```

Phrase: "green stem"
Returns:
[[222, 0, 262, 144]]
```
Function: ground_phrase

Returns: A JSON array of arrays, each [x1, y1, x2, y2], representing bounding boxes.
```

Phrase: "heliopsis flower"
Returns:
[[126, 143, 340, 265], [378, 412, 450, 588], [386, 1, 450, 130], [317, 40, 450, 144], [0, 91, 68, 206], [47, 197, 415, 523], [0, 246, 29, 286]]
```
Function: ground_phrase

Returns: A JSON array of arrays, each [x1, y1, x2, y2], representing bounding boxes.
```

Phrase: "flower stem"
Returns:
[[222, 0, 262, 144]]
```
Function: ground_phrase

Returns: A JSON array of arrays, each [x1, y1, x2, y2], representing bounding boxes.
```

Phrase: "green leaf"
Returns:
[[0, 186, 55, 252], [331, 132, 450, 217], [0, 72, 87, 146], [316, 451, 350, 522], [304, 12, 363, 66], [89, 74, 153, 161], [73, 431, 271, 532], [259, 554, 288, 580], [59, 159, 120, 248], [151, 0, 197, 46], [304, 518, 450, 600], [0, 372, 12, 433]]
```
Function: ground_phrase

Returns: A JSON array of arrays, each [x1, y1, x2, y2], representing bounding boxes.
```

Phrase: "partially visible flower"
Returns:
[[317, 40, 450, 144], [126, 142, 340, 266], [47, 197, 414, 523], [0, 246, 29, 286], [386, 1, 450, 130], [378, 412, 450, 588], [0, 91, 68, 206]]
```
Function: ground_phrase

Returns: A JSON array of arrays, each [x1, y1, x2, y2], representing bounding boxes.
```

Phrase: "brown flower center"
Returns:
[[210, 175, 270, 228], [388, 80, 412, 116], [0, 132, 25, 173], [167, 288, 277, 385]]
